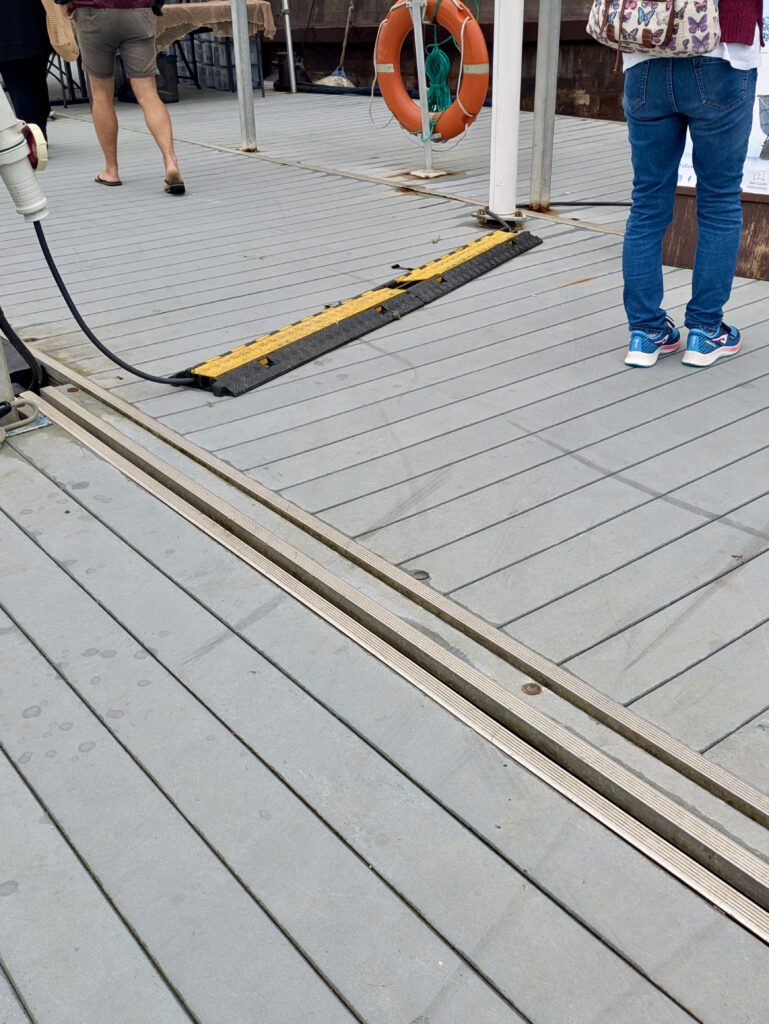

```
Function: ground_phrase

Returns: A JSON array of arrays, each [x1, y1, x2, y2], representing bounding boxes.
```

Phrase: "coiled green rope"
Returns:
[[420, 0, 481, 141], [425, 42, 452, 114]]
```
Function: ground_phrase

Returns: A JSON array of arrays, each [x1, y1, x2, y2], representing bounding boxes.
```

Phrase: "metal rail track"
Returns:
[[29, 384, 769, 945], [38, 355, 769, 834]]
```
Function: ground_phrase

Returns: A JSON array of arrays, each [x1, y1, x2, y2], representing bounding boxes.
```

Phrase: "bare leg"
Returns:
[[129, 75, 182, 183], [88, 74, 120, 182]]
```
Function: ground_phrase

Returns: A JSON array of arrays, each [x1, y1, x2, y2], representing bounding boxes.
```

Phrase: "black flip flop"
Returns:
[[95, 174, 122, 187], [164, 177, 186, 195]]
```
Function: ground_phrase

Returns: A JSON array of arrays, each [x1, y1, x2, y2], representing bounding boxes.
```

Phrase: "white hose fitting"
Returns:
[[0, 88, 48, 222]]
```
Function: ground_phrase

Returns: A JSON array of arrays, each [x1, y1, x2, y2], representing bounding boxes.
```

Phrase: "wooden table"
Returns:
[[155, 1, 276, 49]]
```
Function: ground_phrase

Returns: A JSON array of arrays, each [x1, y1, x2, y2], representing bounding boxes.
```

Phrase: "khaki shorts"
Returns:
[[75, 8, 157, 79]]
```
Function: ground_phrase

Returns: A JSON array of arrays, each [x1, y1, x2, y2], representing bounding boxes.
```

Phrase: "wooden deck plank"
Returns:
[[0, 970, 30, 1024], [11, 430, 769, 1022], [10, 432, 765, 1024], [709, 711, 769, 796], [357, 313, 769, 578], [0, 645, 192, 1024], [0, 515, 357, 1023], [413, 396, 769, 598], [453, 387, 769, 624], [633, 623, 769, 754], [565, 542, 769, 705], [2, 449, 529, 1024], [296, 284, 766, 541], [96, 92, 630, 216], [68, 384, 769, 860], [4, 426, 706, 1024], [276, 299, 769, 515], [4, 87, 769, 820], [509, 493, 769, 669]]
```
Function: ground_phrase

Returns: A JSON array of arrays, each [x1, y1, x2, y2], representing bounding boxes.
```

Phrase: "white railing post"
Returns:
[[488, 0, 525, 220]]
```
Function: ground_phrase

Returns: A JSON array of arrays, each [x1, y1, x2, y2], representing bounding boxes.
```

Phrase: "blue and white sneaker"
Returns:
[[682, 323, 741, 367], [624, 320, 681, 367]]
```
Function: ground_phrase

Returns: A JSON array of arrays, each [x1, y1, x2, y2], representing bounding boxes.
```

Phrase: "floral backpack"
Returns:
[[587, 0, 721, 59]]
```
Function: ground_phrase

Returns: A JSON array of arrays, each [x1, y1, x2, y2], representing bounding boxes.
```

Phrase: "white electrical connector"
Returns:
[[0, 86, 48, 221]]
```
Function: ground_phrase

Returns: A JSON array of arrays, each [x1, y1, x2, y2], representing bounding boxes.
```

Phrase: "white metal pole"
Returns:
[[230, 0, 258, 151], [409, 0, 433, 174], [281, 0, 298, 94], [488, 0, 525, 219], [530, 0, 561, 211]]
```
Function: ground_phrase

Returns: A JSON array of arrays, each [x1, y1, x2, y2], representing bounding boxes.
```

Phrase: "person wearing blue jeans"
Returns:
[[622, 0, 762, 369]]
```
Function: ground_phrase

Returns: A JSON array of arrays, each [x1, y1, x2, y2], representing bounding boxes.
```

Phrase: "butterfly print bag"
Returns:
[[587, 0, 721, 57]]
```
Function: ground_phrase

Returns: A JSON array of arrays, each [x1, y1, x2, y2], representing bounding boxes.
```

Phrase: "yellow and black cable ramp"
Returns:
[[182, 230, 543, 397]]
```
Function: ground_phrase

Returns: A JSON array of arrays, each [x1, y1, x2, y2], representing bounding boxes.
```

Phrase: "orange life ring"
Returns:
[[375, 0, 489, 143]]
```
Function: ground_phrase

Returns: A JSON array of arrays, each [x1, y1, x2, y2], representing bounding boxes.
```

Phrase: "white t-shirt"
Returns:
[[623, 26, 761, 71]]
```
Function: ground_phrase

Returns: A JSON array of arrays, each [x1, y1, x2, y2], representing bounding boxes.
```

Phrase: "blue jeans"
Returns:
[[623, 57, 757, 333]]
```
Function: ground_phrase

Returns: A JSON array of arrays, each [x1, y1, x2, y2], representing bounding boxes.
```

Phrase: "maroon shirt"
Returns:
[[70, 0, 154, 7], [719, 0, 764, 45]]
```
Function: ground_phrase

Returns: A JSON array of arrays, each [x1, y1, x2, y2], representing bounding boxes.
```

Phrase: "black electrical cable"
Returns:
[[545, 200, 632, 208], [0, 305, 44, 392], [33, 221, 196, 388]]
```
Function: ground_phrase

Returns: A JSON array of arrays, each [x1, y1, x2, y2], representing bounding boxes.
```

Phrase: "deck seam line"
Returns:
[[0, 958, 36, 1024], [381, 383, 769, 572], [559, 504, 769, 670], [625, 615, 769, 716], [298, 326, 769, 521], [700, 694, 769, 754]]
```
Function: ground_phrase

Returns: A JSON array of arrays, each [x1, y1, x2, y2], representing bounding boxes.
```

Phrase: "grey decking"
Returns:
[[1, 89, 768, 809], [5, 420, 769, 1022]]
